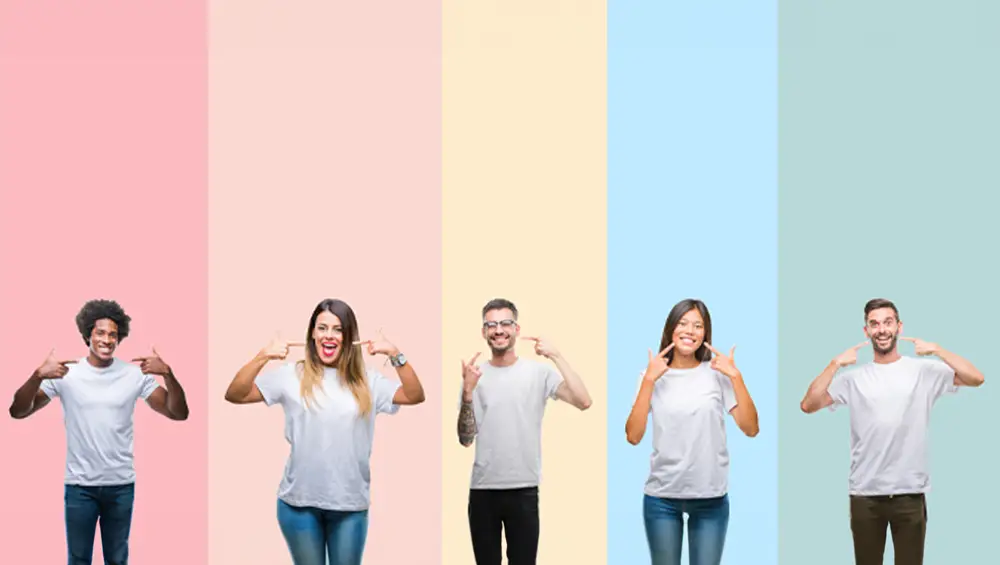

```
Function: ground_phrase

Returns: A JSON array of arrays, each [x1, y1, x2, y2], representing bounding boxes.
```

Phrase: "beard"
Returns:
[[871, 332, 898, 354], [489, 334, 513, 355]]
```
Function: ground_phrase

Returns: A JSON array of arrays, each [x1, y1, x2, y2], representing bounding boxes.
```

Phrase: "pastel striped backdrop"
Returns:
[[1, 1, 996, 564]]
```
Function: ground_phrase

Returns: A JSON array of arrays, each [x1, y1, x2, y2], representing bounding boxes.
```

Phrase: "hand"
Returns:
[[37, 349, 77, 379], [643, 343, 674, 382], [705, 343, 740, 379], [461, 352, 483, 395], [900, 336, 940, 356], [261, 335, 305, 361], [522, 336, 559, 359], [355, 329, 400, 358], [834, 341, 870, 367], [131, 347, 173, 376]]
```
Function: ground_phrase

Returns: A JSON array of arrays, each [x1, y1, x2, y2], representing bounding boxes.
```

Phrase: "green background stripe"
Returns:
[[778, 1, 1000, 562]]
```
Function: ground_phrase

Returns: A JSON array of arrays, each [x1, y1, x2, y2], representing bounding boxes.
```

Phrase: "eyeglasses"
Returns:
[[483, 319, 517, 331]]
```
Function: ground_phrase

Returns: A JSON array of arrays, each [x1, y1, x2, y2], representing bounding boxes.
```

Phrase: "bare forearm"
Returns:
[[162, 372, 189, 420], [936, 349, 985, 386], [551, 354, 592, 409], [458, 398, 477, 446], [9, 373, 43, 418], [801, 361, 839, 412], [729, 374, 759, 437], [225, 355, 268, 401], [394, 363, 425, 403], [625, 380, 654, 445]]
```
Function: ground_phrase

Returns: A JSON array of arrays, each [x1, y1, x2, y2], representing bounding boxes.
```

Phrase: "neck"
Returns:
[[873, 348, 902, 364], [490, 349, 519, 367], [670, 353, 700, 369], [86, 352, 113, 368]]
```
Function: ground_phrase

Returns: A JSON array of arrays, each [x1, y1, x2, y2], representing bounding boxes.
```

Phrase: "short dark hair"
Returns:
[[76, 299, 131, 345], [659, 299, 713, 364], [864, 298, 899, 322], [482, 298, 518, 320]]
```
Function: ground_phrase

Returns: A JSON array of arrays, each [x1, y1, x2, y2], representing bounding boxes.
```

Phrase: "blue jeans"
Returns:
[[65, 483, 135, 565], [277, 499, 369, 565], [643, 493, 730, 565]]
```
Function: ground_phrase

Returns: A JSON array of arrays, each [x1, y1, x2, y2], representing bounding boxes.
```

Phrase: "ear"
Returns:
[[514, 323, 521, 336], [863, 326, 871, 338]]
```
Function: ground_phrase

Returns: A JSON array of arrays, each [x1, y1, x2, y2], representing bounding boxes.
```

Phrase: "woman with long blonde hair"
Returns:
[[225, 298, 425, 565]]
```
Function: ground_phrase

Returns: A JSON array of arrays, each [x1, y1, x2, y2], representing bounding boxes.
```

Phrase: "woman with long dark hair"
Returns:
[[625, 299, 759, 565], [225, 298, 425, 565]]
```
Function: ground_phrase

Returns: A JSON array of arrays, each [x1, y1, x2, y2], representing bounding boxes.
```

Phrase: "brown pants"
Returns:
[[849, 494, 927, 565]]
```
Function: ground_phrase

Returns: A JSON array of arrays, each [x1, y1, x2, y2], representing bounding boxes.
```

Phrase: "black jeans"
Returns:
[[468, 487, 540, 565]]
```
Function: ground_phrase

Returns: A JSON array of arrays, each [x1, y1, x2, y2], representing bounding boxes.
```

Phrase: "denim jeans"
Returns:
[[65, 483, 135, 565], [643, 493, 730, 565], [277, 499, 369, 565]]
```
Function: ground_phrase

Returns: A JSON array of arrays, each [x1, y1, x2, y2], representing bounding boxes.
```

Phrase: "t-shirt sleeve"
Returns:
[[138, 372, 160, 400], [923, 358, 959, 400], [543, 363, 564, 401], [39, 378, 59, 398], [371, 370, 402, 415], [717, 371, 738, 412], [826, 370, 852, 411], [255, 363, 290, 407]]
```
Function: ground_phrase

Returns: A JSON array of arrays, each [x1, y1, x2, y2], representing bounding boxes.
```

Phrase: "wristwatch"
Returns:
[[390, 353, 407, 368]]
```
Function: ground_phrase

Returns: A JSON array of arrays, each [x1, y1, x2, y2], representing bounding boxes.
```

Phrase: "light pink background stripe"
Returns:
[[208, 1, 442, 564], [0, 2, 208, 563]]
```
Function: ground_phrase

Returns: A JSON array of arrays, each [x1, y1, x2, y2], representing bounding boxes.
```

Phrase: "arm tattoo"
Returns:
[[458, 400, 477, 446]]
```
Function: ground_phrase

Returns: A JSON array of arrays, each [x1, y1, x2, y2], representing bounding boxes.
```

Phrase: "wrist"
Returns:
[[462, 389, 474, 403]]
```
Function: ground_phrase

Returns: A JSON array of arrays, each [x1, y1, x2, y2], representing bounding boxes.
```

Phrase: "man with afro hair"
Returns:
[[8, 298, 189, 565]]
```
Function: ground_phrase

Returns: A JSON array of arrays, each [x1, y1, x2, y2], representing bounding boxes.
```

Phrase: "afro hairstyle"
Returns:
[[76, 299, 131, 345]]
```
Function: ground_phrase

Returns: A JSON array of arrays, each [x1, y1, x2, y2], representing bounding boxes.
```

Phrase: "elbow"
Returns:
[[799, 399, 816, 414], [411, 389, 427, 405], [744, 425, 760, 438], [223, 389, 240, 404], [972, 373, 986, 387], [172, 410, 190, 421], [578, 398, 592, 411], [625, 426, 642, 446]]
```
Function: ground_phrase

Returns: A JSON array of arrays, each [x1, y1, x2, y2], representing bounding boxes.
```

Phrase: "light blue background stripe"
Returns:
[[607, 2, 778, 564]]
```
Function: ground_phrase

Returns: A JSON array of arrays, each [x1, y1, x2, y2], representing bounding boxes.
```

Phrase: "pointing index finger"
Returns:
[[469, 352, 481, 365], [704, 342, 721, 356], [898, 337, 916, 343], [286, 341, 306, 347], [658, 343, 675, 357]]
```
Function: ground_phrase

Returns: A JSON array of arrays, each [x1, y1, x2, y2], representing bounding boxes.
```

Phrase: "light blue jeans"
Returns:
[[643, 493, 730, 565], [277, 499, 369, 565]]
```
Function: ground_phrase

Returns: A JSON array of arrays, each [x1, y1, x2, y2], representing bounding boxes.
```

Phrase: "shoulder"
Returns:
[[912, 356, 951, 375]]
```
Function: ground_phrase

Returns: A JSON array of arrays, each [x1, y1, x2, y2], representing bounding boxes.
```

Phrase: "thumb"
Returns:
[[152, 345, 161, 358]]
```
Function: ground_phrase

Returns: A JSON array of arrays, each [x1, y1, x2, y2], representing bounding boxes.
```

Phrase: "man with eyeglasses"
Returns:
[[799, 298, 985, 565], [457, 298, 592, 565]]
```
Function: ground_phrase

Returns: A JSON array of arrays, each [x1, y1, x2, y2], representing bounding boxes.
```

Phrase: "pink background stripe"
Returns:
[[207, 1, 442, 563], [0, 1, 208, 564]]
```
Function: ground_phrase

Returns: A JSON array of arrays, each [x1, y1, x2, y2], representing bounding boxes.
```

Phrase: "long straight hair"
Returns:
[[298, 299, 371, 417], [658, 299, 713, 365]]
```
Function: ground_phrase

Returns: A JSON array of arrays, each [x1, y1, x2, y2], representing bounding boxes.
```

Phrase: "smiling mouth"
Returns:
[[678, 337, 696, 346], [320, 342, 339, 356]]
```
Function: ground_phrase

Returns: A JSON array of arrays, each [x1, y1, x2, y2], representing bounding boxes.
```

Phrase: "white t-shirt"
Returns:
[[255, 363, 402, 511], [827, 356, 958, 496], [39, 358, 160, 486], [461, 358, 564, 490], [640, 362, 738, 499]]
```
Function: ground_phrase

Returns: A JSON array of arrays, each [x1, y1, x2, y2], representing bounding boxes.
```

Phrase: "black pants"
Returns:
[[468, 487, 540, 565], [850, 493, 927, 565]]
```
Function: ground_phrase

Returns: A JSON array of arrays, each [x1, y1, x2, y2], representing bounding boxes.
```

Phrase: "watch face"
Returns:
[[395, 354, 407, 365]]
